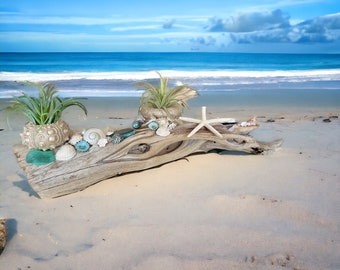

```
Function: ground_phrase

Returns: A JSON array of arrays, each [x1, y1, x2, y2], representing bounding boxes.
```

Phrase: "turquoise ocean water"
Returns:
[[0, 52, 340, 99]]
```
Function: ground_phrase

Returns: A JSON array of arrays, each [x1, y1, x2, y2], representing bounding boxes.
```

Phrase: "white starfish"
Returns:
[[180, 106, 235, 138]]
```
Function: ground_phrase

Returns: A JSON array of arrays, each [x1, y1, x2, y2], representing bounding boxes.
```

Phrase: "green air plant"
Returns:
[[135, 71, 198, 112], [6, 82, 87, 125]]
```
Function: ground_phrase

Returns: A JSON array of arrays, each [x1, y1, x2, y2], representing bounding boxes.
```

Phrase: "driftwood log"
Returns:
[[13, 123, 282, 199], [0, 219, 6, 255]]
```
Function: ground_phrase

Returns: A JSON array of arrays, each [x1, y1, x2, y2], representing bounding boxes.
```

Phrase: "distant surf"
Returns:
[[1, 52, 339, 98]]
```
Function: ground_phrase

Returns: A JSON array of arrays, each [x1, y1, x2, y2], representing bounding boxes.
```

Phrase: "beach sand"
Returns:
[[0, 92, 339, 270]]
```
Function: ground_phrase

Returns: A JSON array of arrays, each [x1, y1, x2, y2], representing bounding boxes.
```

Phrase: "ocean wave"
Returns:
[[1, 69, 340, 82], [1, 69, 340, 99]]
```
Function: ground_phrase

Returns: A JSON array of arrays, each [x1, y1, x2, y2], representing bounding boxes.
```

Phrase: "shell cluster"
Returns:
[[131, 116, 175, 137], [54, 128, 109, 161]]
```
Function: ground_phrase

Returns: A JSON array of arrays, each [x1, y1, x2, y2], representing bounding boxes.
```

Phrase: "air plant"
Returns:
[[6, 82, 87, 125]]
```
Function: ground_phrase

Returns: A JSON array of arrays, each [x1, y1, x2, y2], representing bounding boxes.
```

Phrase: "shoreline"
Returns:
[[0, 93, 339, 269]]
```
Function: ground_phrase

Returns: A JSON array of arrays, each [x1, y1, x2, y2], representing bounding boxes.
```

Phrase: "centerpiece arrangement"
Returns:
[[11, 74, 281, 198]]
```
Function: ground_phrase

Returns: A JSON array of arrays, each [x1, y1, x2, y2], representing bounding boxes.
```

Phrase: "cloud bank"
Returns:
[[202, 10, 340, 48]]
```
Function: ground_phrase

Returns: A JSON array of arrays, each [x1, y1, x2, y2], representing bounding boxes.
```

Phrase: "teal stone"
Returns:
[[148, 121, 159, 131], [119, 128, 136, 139], [109, 128, 136, 144], [132, 120, 142, 129], [75, 140, 90, 152], [25, 149, 56, 166]]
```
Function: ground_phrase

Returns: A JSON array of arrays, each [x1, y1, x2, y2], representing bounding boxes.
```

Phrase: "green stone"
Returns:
[[25, 149, 56, 166]]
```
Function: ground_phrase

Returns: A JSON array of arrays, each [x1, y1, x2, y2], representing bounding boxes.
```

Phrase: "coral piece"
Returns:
[[75, 140, 90, 152], [83, 128, 105, 145], [56, 144, 76, 161], [25, 149, 56, 166], [110, 134, 122, 144]]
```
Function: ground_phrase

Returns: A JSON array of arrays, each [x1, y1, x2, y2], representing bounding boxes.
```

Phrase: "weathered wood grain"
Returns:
[[13, 124, 282, 199]]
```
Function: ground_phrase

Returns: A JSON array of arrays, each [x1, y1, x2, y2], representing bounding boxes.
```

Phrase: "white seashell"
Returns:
[[168, 122, 177, 131], [83, 128, 105, 145], [97, 138, 108, 147], [69, 134, 83, 145], [156, 126, 170, 137], [56, 144, 76, 161]]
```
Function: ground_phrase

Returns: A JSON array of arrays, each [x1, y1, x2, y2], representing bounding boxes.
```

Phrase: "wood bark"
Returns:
[[13, 123, 282, 199]]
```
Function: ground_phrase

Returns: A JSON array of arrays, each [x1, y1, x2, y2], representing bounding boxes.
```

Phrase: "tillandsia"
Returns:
[[6, 82, 87, 125], [135, 71, 198, 111]]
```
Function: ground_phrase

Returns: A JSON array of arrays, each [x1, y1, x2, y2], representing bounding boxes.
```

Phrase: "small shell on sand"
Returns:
[[56, 144, 76, 161], [83, 128, 105, 145]]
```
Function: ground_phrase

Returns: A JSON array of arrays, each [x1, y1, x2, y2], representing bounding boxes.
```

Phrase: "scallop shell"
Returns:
[[69, 134, 83, 145], [56, 144, 76, 161], [83, 128, 105, 145], [75, 140, 90, 152]]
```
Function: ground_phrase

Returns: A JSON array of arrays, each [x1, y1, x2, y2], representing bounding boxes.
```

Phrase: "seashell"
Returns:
[[20, 120, 70, 151], [156, 118, 170, 136], [97, 138, 108, 147], [56, 144, 76, 161], [148, 121, 159, 131], [156, 126, 170, 137], [168, 122, 177, 131], [83, 128, 105, 145], [75, 140, 90, 152], [69, 134, 83, 145]]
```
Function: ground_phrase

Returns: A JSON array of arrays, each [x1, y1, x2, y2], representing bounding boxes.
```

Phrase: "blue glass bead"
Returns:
[[148, 121, 159, 131], [132, 120, 142, 129]]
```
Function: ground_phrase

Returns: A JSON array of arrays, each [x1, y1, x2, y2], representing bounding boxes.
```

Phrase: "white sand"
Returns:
[[0, 97, 339, 270]]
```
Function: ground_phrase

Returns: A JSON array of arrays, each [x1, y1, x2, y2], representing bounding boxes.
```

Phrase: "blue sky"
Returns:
[[0, 0, 340, 53]]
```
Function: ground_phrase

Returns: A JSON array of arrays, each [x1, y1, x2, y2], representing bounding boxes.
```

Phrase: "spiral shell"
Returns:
[[69, 134, 83, 145], [83, 128, 105, 145], [56, 144, 76, 161]]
